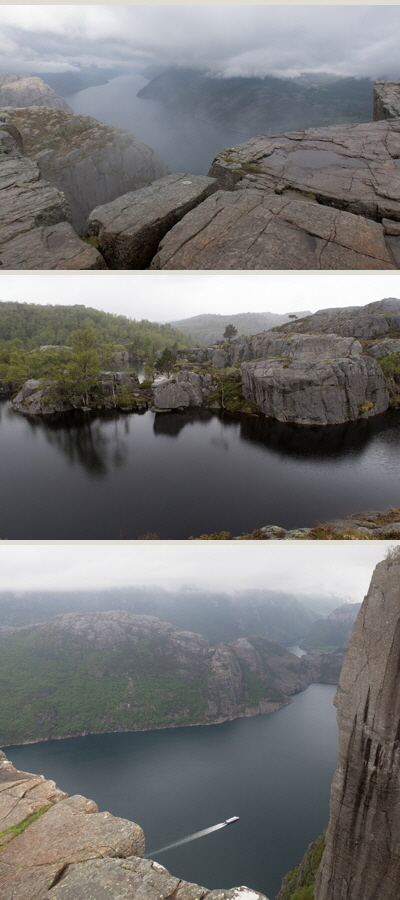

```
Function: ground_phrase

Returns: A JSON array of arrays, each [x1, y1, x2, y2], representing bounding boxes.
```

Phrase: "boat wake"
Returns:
[[147, 821, 227, 856]]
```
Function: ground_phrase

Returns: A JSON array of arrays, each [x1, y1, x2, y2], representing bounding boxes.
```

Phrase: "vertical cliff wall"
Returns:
[[315, 555, 400, 900]]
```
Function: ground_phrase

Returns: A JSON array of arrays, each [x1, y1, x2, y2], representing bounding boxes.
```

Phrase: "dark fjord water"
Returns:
[[66, 72, 251, 175], [5, 685, 338, 899], [2, 403, 400, 539]]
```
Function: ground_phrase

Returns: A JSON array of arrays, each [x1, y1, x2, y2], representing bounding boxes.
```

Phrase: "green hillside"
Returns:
[[0, 610, 316, 745], [0, 301, 199, 355]]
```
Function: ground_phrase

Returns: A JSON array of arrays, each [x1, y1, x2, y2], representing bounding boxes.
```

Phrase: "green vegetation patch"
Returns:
[[277, 833, 325, 900], [0, 805, 52, 850], [206, 370, 259, 415], [238, 659, 264, 703], [0, 628, 207, 744]]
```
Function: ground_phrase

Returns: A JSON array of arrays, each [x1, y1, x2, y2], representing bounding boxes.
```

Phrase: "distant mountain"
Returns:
[[0, 609, 328, 745], [0, 588, 340, 646], [0, 73, 72, 112], [137, 69, 374, 137], [300, 603, 362, 653], [169, 312, 311, 345], [37, 66, 127, 98]]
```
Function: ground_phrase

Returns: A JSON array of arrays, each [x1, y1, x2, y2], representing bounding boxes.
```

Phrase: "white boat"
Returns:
[[225, 816, 239, 824]]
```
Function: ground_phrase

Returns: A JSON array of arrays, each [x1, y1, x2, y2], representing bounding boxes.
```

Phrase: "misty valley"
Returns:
[[0, 584, 345, 896], [64, 69, 374, 178]]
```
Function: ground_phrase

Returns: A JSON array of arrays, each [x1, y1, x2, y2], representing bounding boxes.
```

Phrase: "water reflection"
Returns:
[[153, 409, 214, 437], [2, 402, 400, 538], [239, 409, 399, 461]]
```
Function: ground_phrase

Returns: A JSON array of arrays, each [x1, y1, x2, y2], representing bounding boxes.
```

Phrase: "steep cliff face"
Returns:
[[0, 122, 104, 269], [314, 555, 400, 900], [1, 106, 169, 232]]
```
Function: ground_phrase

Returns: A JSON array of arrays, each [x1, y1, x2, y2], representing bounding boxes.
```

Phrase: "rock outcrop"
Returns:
[[241, 351, 388, 426], [273, 297, 400, 340], [86, 173, 218, 268], [152, 371, 216, 410], [2, 106, 169, 232], [314, 554, 400, 900], [0, 74, 72, 112], [11, 371, 151, 416], [0, 751, 268, 900], [373, 80, 400, 121], [187, 299, 400, 425]]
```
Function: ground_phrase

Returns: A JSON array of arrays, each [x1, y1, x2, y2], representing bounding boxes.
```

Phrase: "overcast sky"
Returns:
[[0, 542, 394, 604], [2, 271, 400, 322], [1, 5, 400, 81]]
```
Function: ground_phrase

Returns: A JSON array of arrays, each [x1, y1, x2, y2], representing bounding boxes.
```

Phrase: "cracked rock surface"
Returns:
[[150, 188, 396, 270], [315, 557, 400, 900], [0, 752, 269, 900], [152, 119, 400, 269], [86, 173, 218, 268]]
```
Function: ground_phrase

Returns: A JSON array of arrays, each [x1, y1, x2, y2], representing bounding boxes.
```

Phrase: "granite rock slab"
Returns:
[[150, 189, 396, 270], [85, 173, 218, 268]]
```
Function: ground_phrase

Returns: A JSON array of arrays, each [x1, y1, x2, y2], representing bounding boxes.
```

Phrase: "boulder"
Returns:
[[152, 371, 215, 410], [150, 188, 395, 270], [2, 106, 169, 233], [86, 173, 218, 268]]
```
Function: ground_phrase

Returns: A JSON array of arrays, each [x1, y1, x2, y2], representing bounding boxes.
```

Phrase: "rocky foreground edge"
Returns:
[[4, 80, 400, 269], [0, 751, 269, 900]]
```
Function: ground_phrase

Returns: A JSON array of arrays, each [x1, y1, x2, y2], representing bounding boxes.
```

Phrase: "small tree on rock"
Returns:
[[223, 324, 238, 343], [154, 348, 177, 379]]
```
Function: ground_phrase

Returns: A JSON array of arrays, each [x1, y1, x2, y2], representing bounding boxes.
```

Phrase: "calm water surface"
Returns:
[[66, 73, 252, 175], [5, 685, 338, 899], [2, 403, 400, 538]]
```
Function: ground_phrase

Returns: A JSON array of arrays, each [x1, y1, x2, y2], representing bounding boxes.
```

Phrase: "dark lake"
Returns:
[[2, 402, 400, 539], [66, 72, 251, 176], [4, 684, 338, 899]]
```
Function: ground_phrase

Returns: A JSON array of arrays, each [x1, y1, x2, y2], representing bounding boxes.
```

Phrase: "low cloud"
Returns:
[[0, 6, 400, 80]]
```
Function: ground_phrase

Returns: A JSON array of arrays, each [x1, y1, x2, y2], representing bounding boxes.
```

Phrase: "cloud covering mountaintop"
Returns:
[[0, 5, 400, 81]]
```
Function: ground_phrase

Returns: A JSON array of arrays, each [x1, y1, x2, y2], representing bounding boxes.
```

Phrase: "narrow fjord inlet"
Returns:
[[5, 685, 338, 899]]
